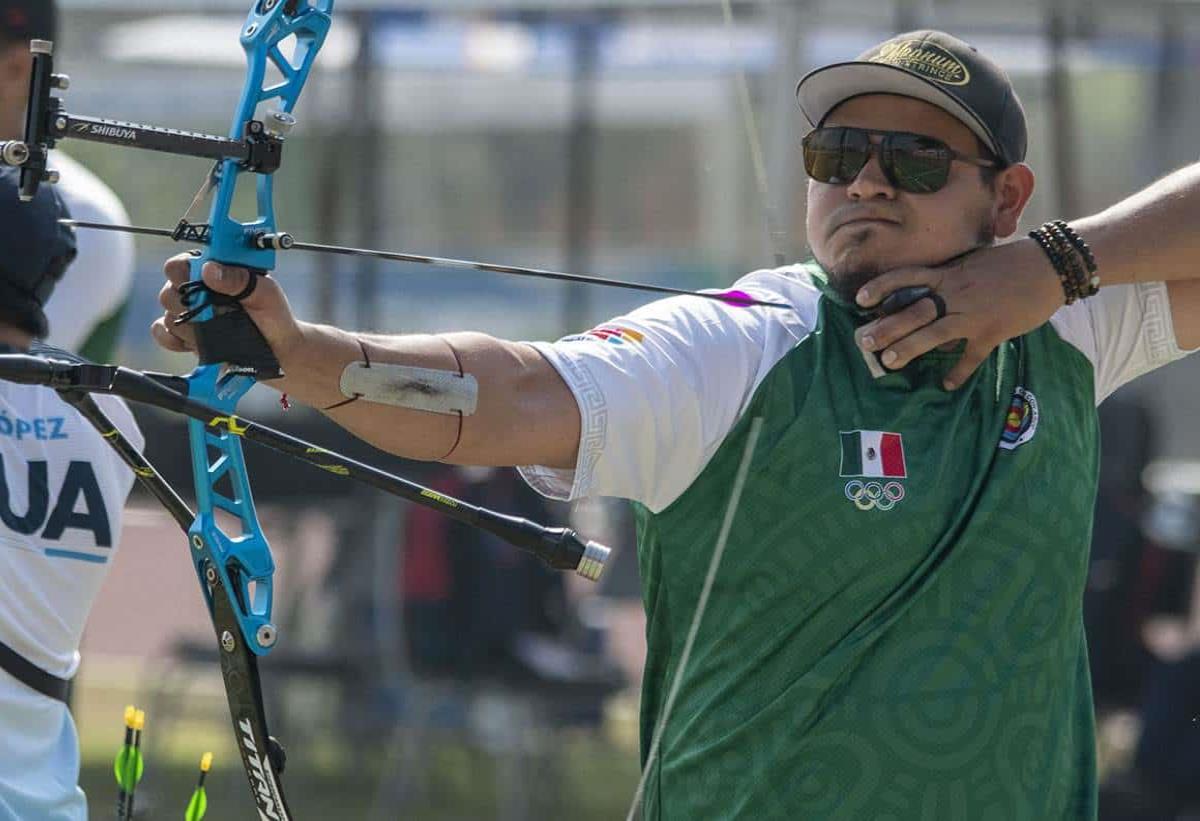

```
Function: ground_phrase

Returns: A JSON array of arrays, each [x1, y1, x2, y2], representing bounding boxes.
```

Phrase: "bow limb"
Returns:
[[58, 388, 291, 820]]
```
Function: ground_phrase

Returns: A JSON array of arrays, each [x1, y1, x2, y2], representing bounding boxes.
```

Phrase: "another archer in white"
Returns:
[[0, 165, 143, 821]]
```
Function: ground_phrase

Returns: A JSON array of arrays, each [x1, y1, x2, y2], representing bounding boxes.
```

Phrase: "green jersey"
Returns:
[[523, 261, 1192, 819]]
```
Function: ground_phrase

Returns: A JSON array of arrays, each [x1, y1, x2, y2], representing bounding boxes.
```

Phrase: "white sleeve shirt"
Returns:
[[519, 266, 821, 512], [1048, 281, 1195, 403]]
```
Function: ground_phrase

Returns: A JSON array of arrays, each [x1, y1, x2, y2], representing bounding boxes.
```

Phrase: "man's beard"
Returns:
[[824, 262, 883, 306], [820, 219, 996, 307]]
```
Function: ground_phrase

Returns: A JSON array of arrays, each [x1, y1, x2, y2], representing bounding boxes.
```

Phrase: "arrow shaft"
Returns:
[[60, 219, 791, 309]]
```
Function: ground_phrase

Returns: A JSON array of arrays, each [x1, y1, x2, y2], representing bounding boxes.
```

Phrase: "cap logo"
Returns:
[[870, 41, 970, 87]]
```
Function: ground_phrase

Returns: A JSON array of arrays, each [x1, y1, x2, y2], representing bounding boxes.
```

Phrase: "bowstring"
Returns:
[[178, 163, 220, 227], [625, 417, 763, 820], [720, 0, 788, 268]]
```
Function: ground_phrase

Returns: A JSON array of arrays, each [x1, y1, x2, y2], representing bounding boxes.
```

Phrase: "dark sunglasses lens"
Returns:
[[886, 135, 952, 193], [804, 128, 869, 183]]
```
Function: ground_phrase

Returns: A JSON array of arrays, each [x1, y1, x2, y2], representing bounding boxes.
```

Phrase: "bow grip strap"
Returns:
[[183, 257, 283, 381]]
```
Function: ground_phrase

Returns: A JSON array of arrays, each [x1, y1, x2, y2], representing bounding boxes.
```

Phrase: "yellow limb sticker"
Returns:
[[420, 489, 459, 509], [208, 415, 248, 436], [305, 447, 350, 476]]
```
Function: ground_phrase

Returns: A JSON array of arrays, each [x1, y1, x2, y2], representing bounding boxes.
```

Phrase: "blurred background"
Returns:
[[51, 0, 1200, 817]]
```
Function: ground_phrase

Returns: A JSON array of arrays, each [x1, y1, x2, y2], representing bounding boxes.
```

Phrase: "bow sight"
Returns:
[[3, 41, 289, 203], [0, 0, 335, 379]]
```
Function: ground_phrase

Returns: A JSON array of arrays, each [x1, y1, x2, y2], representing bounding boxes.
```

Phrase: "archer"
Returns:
[[140, 27, 1197, 819]]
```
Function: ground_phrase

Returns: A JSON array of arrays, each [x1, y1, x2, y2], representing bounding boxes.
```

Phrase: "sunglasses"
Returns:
[[802, 126, 998, 194]]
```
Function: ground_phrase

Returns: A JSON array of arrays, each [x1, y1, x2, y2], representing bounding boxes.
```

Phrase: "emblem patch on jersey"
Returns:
[[563, 325, 646, 345], [843, 479, 906, 512], [840, 430, 907, 511], [998, 387, 1039, 451]]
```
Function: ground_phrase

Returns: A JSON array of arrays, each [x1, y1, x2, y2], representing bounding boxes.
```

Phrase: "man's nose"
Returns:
[[845, 150, 896, 200]]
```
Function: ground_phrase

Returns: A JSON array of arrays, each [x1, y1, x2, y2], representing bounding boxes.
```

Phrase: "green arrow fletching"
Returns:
[[185, 787, 208, 821], [113, 746, 144, 791]]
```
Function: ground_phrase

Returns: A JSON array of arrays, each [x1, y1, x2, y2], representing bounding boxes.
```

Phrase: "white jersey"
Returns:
[[43, 152, 135, 353], [519, 265, 1194, 513], [0, 370, 141, 821]]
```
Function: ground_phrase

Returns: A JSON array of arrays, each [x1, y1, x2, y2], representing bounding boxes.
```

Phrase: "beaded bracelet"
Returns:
[[1049, 220, 1099, 297], [1046, 226, 1092, 301], [1029, 226, 1082, 304], [1029, 222, 1100, 304]]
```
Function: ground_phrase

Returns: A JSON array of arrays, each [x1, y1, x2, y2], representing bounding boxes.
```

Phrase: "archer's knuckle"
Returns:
[[935, 323, 961, 346], [880, 315, 908, 339], [898, 340, 922, 362], [150, 322, 174, 349], [893, 314, 923, 343]]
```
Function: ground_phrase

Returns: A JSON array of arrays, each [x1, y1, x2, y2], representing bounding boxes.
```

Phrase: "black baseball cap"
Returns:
[[796, 30, 1027, 167], [0, 166, 75, 338], [0, 0, 57, 46]]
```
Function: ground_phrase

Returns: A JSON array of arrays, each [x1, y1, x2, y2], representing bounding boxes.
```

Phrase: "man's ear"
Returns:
[[991, 163, 1036, 240]]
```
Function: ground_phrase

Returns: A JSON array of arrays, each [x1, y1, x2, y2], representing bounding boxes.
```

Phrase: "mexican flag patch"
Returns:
[[840, 430, 907, 478]]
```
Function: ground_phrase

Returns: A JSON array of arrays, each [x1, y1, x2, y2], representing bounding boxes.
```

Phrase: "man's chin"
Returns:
[[820, 242, 888, 275], [823, 267, 881, 306], [811, 248, 885, 304]]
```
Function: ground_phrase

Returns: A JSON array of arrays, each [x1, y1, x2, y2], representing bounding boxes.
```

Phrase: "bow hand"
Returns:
[[179, 258, 282, 380], [157, 255, 305, 370]]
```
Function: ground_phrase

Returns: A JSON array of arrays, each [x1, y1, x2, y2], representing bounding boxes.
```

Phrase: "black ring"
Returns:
[[231, 270, 261, 302], [924, 292, 947, 320]]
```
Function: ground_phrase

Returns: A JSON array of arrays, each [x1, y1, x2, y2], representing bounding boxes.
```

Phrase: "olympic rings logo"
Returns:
[[844, 480, 906, 511]]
